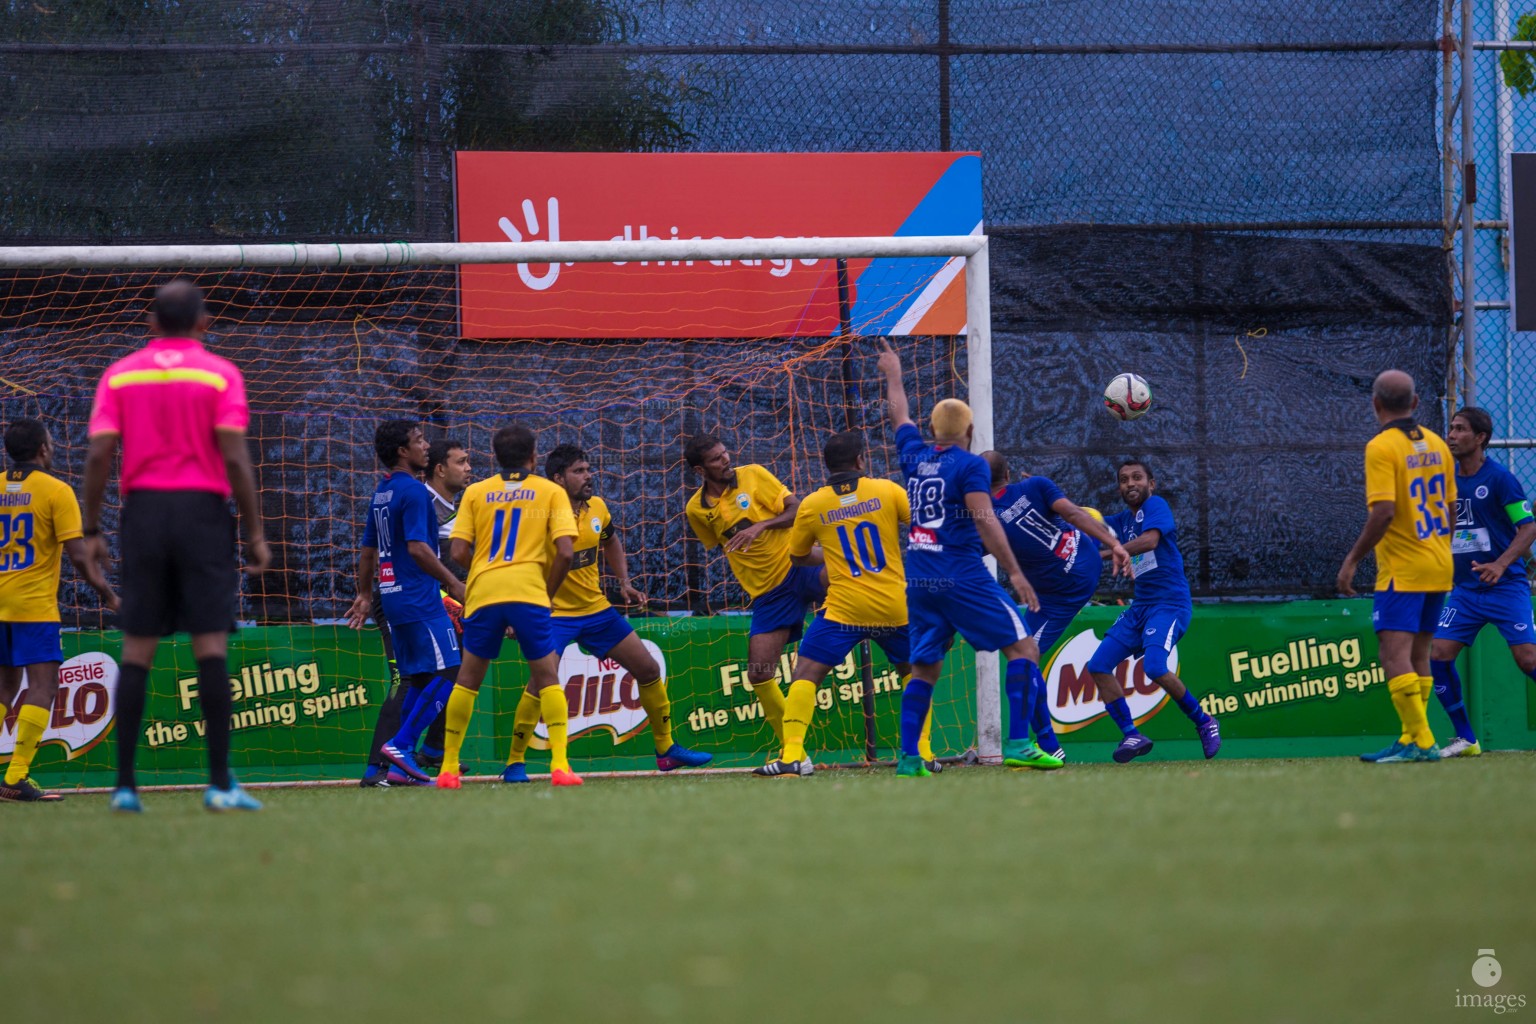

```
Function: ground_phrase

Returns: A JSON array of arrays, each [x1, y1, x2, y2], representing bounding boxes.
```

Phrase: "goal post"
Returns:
[[0, 233, 1003, 778]]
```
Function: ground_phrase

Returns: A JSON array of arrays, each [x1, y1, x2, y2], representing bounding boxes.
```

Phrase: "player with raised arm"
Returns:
[[983, 450, 1131, 761], [754, 430, 910, 778], [345, 421, 466, 784], [435, 424, 581, 788], [684, 433, 825, 755], [0, 419, 119, 802], [1337, 371, 1456, 763], [1429, 408, 1536, 758], [875, 339, 1059, 776], [1085, 460, 1221, 763], [499, 444, 711, 782]]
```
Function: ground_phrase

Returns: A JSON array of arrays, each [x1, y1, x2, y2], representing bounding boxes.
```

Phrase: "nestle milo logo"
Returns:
[[1043, 630, 1171, 732], [534, 639, 668, 745], [0, 652, 119, 762]]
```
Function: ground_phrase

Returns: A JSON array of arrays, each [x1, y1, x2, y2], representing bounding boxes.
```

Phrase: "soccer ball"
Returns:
[[1103, 373, 1152, 420]]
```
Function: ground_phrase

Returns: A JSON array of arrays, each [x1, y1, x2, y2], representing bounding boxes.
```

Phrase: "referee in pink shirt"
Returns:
[[82, 281, 270, 813]]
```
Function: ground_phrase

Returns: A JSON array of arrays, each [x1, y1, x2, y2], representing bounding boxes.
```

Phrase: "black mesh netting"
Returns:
[[0, 0, 1450, 606]]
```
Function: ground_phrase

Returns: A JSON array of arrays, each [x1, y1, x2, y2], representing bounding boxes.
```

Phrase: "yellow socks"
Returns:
[[5, 704, 49, 785], [637, 678, 673, 754], [1418, 675, 1433, 709], [441, 684, 479, 775], [539, 685, 571, 773], [505, 688, 542, 766], [1388, 672, 1434, 748], [751, 680, 787, 744], [782, 679, 817, 762]]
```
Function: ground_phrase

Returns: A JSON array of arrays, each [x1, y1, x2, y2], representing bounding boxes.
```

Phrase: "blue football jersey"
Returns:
[[1452, 459, 1533, 590], [361, 471, 443, 624], [895, 422, 994, 580], [1104, 494, 1190, 606], [993, 477, 1102, 597]]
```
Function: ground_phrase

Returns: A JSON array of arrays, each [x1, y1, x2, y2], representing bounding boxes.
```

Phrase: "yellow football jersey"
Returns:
[[685, 463, 794, 599], [0, 468, 83, 623], [553, 496, 615, 617], [790, 475, 909, 627], [452, 470, 577, 615], [1364, 421, 1455, 592]]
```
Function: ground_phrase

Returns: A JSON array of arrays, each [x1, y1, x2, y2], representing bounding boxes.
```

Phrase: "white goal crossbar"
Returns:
[[0, 234, 1003, 763]]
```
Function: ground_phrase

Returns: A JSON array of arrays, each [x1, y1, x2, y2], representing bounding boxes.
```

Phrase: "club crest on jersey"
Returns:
[[590, 516, 602, 534], [736, 493, 751, 510], [1134, 510, 1144, 523], [1476, 485, 1490, 499]]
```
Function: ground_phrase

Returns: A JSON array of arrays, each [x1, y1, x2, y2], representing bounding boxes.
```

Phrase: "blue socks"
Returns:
[[1431, 659, 1477, 744], [1030, 664, 1060, 753], [1173, 689, 1212, 725], [1105, 697, 1138, 738], [392, 674, 456, 753], [1004, 659, 1036, 741], [900, 679, 936, 756]]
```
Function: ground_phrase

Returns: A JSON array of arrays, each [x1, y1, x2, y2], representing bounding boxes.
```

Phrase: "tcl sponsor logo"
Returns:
[[1044, 630, 1170, 732], [0, 652, 119, 761], [534, 640, 667, 745]]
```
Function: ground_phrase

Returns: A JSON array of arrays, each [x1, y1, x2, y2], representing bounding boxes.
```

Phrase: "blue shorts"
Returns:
[[0, 622, 62, 667], [551, 608, 636, 659], [1372, 584, 1446, 635], [1085, 601, 1191, 679], [462, 602, 557, 663], [749, 565, 826, 641], [387, 614, 462, 677], [1435, 583, 1536, 647], [907, 571, 1028, 665], [796, 613, 911, 669], [1023, 582, 1097, 655]]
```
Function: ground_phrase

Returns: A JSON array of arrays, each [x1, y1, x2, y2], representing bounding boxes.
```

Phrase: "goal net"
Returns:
[[0, 236, 999, 788]]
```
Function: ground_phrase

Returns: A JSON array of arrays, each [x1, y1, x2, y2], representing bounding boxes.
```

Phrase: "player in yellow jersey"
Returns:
[[434, 424, 580, 788], [0, 419, 118, 801], [754, 431, 910, 777], [497, 444, 712, 781], [684, 433, 826, 753], [1336, 370, 1456, 763]]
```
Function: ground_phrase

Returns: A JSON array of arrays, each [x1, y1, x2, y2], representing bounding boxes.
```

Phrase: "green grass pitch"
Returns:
[[3, 754, 1533, 1023]]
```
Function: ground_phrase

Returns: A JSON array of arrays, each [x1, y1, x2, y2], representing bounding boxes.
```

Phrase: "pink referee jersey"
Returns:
[[86, 337, 249, 497]]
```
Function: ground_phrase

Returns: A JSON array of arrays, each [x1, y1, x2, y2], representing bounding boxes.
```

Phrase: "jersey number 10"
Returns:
[[835, 521, 886, 576]]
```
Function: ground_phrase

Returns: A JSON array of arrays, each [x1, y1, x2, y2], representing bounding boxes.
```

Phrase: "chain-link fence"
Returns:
[[0, 0, 1453, 599]]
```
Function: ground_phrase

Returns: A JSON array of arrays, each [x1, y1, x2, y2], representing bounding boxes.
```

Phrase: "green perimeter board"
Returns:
[[11, 599, 1536, 787]]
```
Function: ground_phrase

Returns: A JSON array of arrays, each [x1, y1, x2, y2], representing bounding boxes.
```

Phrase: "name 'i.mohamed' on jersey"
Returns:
[[1451, 458, 1532, 590], [452, 470, 577, 615], [1365, 420, 1456, 592], [684, 463, 794, 598], [552, 496, 616, 617], [789, 473, 910, 627]]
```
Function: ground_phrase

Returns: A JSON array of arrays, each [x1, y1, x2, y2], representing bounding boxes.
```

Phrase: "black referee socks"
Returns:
[[197, 657, 234, 790]]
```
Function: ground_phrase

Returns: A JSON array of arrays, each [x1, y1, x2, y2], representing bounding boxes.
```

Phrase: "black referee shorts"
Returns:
[[119, 490, 239, 637]]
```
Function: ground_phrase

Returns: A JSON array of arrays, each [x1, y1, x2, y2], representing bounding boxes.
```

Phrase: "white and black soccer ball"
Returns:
[[1103, 373, 1152, 421]]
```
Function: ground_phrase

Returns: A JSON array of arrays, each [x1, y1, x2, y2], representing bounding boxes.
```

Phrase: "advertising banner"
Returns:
[[454, 151, 983, 339], [12, 600, 1535, 787]]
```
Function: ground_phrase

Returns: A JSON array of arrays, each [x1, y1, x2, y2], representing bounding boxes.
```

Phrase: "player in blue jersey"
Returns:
[[346, 421, 468, 783], [876, 340, 1060, 775], [982, 451, 1131, 760], [1429, 407, 1536, 758], [1085, 459, 1221, 763]]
